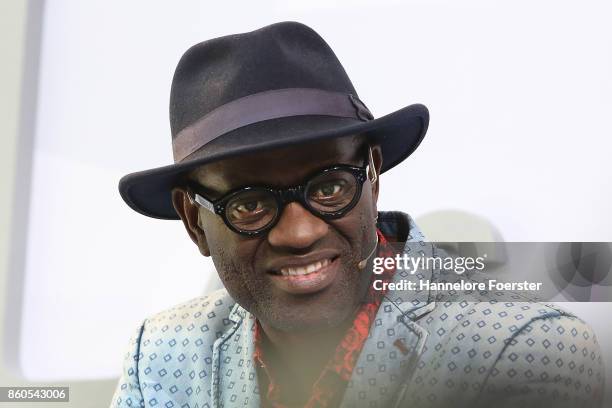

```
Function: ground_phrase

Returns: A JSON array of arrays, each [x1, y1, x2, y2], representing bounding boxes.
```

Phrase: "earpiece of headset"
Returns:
[[358, 213, 379, 270], [357, 146, 380, 270], [367, 145, 378, 186]]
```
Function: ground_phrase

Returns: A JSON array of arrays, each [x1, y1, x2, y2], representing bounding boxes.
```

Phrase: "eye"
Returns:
[[232, 200, 263, 217], [313, 182, 343, 198], [311, 181, 346, 200]]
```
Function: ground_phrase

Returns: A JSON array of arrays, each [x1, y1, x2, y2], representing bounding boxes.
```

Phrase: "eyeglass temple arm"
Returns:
[[188, 189, 217, 213]]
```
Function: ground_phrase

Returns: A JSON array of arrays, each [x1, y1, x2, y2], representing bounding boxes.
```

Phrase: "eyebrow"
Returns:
[[186, 139, 369, 196]]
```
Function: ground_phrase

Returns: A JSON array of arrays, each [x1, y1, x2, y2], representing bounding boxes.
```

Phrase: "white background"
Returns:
[[18, 0, 612, 384]]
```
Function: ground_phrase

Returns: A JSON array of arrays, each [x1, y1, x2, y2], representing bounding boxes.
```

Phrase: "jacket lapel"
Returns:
[[212, 304, 261, 408], [339, 225, 438, 408], [338, 296, 430, 408]]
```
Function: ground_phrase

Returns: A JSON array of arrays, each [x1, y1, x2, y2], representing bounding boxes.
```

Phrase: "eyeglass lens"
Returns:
[[305, 169, 358, 213], [225, 189, 279, 232]]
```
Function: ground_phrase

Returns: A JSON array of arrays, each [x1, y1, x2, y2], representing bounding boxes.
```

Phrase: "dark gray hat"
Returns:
[[119, 21, 429, 219]]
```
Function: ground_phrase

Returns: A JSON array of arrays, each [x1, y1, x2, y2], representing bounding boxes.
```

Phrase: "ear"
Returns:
[[171, 187, 211, 256]]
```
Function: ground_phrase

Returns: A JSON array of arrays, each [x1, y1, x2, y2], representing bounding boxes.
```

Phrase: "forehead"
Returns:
[[189, 135, 365, 193]]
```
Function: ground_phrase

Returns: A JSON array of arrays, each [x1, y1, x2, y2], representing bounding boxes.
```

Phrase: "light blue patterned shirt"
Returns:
[[111, 212, 605, 407]]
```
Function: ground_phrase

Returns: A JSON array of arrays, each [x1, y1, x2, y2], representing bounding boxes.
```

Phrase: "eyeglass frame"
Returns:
[[187, 146, 378, 237]]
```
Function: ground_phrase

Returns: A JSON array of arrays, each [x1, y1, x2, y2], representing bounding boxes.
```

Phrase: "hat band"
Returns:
[[172, 88, 373, 162]]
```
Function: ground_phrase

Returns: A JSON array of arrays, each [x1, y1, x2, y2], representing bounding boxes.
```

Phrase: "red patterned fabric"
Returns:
[[254, 229, 396, 408]]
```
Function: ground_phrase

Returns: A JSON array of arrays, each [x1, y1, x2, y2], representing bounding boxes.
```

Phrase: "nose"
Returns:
[[267, 202, 328, 250]]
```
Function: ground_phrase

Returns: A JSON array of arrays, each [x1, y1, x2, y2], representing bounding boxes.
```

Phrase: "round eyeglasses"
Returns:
[[187, 148, 378, 237]]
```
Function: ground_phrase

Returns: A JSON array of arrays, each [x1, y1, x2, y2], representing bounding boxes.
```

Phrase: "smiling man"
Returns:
[[183, 138, 379, 331], [112, 22, 604, 408]]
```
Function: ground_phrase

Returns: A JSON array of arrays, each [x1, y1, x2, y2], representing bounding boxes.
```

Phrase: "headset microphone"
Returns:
[[357, 237, 378, 269]]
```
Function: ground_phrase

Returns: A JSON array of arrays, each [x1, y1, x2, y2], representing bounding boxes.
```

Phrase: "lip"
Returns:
[[266, 249, 340, 271], [266, 250, 341, 295]]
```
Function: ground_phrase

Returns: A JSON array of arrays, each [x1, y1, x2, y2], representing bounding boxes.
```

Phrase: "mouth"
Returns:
[[267, 255, 341, 295], [272, 257, 334, 276]]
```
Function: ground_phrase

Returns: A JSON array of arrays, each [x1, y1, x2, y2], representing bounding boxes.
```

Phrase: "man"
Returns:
[[112, 22, 604, 407]]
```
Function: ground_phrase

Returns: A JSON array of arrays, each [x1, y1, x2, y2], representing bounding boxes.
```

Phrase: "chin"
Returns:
[[260, 289, 363, 333], [266, 306, 354, 333]]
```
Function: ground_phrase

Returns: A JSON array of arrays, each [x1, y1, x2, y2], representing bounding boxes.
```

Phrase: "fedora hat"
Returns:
[[119, 21, 429, 219]]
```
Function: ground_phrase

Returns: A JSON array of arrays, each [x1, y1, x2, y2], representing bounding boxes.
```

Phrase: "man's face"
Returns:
[[175, 136, 381, 332]]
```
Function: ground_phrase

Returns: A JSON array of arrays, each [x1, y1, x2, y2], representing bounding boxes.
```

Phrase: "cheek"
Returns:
[[332, 186, 377, 248], [212, 241, 258, 284], [327, 192, 378, 307], [203, 218, 264, 310], [197, 208, 225, 233]]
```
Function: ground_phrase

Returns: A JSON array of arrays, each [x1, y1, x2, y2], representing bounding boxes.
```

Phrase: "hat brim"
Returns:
[[119, 103, 429, 220]]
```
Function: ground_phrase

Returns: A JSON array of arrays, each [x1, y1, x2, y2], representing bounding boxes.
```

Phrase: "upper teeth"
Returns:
[[279, 258, 331, 276]]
